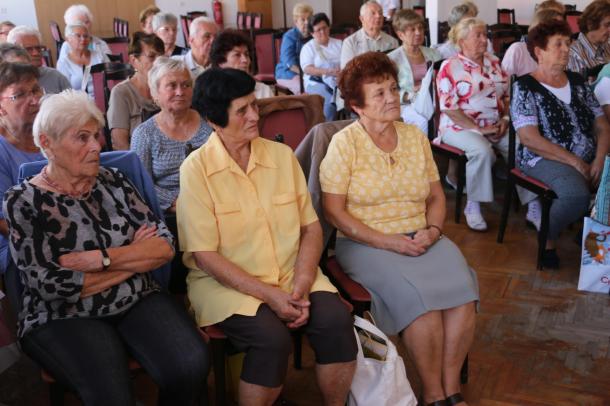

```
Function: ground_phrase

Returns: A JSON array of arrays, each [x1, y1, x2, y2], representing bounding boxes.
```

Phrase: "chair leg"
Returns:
[[49, 382, 65, 406], [497, 177, 514, 243], [210, 338, 227, 406], [537, 197, 552, 270], [293, 330, 302, 370], [455, 157, 467, 224], [460, 354, 468, 384]]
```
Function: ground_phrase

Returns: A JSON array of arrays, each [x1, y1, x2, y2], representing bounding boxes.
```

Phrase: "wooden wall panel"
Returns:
[[238, 0, 272, 28], [34, 0, 150, 58]]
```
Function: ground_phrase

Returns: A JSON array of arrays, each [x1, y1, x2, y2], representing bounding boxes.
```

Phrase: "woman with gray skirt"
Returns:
[[320, 52, 478, 406]]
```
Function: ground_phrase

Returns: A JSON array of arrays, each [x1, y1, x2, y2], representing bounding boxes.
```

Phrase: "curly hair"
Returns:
[[209, 29, 253, 70], [338, 52, 398, 109], [527, 20, 572, 62], [579, 1, 610, 34]]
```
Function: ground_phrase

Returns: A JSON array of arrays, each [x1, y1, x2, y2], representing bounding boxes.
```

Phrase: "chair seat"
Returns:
[[510, 168, 555, 195], [325, 257, 371, 303], [432, 142, 466, 156], [204, 324, 227, 339], [254, 73, 276, 85]]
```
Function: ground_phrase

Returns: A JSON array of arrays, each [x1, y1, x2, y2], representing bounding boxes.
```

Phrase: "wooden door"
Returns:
[[238, 0, 272, 29], [332, 0, 362, 27]]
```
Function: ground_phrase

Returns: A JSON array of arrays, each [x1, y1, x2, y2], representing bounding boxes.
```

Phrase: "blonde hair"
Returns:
[[448, 17, 486, 50], [536, 0, 566, 14], [293, 3, 313, 18], [392, 9, 425, 32]]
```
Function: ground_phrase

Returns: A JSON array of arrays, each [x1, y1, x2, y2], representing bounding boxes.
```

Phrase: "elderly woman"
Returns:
[[437, 18, 536, 232], [320, 52, 478, 406], [139, 4, 160, 34], [299, 13, 342, 121], [512, 20, 610, 268], [388, 9, 441, 133], [108, 32, 164, 150], [131, 57, 211, 212], [153, 12, 185, 57], [436, 2, 493, 60], [2, 90, 209, 404], [0, 63, 45, 275], [276, 3, 313, 95], [59, 4, 110, 59], [56, 23, 109, 97], [568, 1, 610, 77], [210, 29, 274, 99], [180, 68, 357, 405], [501, 8, 564, 77], [0, 21, 15, 43]]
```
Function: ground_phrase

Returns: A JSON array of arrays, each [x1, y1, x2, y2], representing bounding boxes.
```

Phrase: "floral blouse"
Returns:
[[2, 167, 174, 337], [436, 53, 508, 136], [510, 72, 603, 169]]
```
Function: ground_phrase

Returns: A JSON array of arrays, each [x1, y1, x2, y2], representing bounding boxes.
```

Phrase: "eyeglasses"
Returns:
[[0, 86, 45, 102], [135, 52, 160, 60], [23, 46, 44, 53], [70, 33, 91, 40]]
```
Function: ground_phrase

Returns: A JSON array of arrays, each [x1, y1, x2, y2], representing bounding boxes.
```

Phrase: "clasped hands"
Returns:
[[479, 118, 509, 143], [384, 227, 440, 256], [266, 283, 311, 329]]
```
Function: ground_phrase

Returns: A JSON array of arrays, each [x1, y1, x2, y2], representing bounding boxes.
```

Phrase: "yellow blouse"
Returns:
[[319, 121, 440, 235], [177, 133, 336, 327]]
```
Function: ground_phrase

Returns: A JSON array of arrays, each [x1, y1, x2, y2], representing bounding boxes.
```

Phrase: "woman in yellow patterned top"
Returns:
[[320, 52, 478, 406], [178, 68, 356, 406]]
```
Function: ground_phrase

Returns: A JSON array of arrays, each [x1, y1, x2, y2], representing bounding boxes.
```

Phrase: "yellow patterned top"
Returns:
[[320, 121, 440, 235]]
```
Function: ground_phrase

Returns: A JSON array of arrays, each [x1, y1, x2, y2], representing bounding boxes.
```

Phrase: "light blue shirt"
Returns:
[[276, 27, 309, 80]]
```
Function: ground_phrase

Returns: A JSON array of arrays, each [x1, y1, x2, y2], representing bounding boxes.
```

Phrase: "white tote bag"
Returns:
[[347, 315, 417, 406], [578, 217, 610, 294]]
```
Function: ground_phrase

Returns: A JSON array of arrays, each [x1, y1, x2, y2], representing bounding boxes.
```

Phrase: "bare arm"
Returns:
[[292, 221, 323, 298], [412, 181, 445, 248], [110, 128, 130, 150], [303, 65, 339, 77], [81, 270, 135, 298]]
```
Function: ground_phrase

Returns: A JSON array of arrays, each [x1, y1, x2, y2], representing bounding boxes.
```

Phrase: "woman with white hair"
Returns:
[[59, 4, 110, 59], [56, 23, 109, 97], [436, 2, 493, 60], [2, 89, 209, 405], [131, 57, 211, 212], [153, 12, 185, 57]]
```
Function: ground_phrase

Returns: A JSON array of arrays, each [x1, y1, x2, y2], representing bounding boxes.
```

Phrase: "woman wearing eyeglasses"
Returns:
[[0, 62, 45, 275], [56, 23, 109, 98]]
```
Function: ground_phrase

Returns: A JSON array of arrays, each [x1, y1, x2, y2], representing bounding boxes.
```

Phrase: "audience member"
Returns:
[[300, 13, 342, 121], [57, 23, 109, 97], [3, 89, 209, 405], [181, 67, 357, 405], [0, 63, 45, 275], [59, 4, 111, 59], [388, 9, 441, 133], [512, 20, 610, 268], [0, 21, 15, 43], [7, 26, 71, 94], [131, 57, 211, 212], [568, 1, 610, 77], [0, 43, 30, 63], [436, 1, 493, 60], [340, 1, 398, 68], [593, 62, 610, 120], [536, 0, 566, 14], [139, 4, 160, 34], [153, 12, 185, 57], [320, 52, 478, 406], [172, 17, 218, 78], [210, 29, 274, 99], [275, 3, 313, 95], [379, 0, 400, 21], [108, 32, 163, 150]]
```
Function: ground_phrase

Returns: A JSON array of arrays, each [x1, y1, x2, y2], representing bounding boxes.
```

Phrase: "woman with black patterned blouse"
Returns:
[[2, 90, 209, 405], [511, 21, 610, 269]]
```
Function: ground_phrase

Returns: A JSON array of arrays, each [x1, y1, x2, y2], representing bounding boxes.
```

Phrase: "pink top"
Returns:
[[501, 41, 538, 78], [436, 53, 508, 135], [411, 62, 428, 87]]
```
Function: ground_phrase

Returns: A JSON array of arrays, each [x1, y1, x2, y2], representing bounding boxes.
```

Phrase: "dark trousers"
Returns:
[[21, 292, 209, 406]]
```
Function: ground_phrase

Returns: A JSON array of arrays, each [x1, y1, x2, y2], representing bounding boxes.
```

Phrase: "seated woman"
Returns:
[[320, 52, 478, 406], [153, 12, 185, 57], [388, 9, 441, 133], [276, 3, 312, 95], [2, 90, 209, 405], [56, 23, 109, 97], [209, 29, 274, 99], [139, 5, 160, 34], [0, 62, 45, 275], [568, 1, 610, 78], [58, 4, 110, 59], [437, 17, 535, 232], [108, 32, 164, 150], [131, 57, 211, 213], [435, 2, 493, 60], [299, 12, 342, 121], [512, 20, 610, 268], [180, 68, 357, 405]]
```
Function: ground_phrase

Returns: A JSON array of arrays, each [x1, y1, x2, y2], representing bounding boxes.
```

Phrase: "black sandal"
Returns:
[[446, 393, 465, 405]]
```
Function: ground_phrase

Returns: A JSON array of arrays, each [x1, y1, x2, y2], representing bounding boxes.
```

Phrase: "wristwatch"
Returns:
[[100, 247, 111, 270]]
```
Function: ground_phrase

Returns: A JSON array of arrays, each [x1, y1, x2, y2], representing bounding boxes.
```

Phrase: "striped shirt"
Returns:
[[568, 33, 610, 77]]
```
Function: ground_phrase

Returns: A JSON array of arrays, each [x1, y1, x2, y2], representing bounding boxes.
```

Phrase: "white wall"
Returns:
[[0, 0, 38, 29], [272, 0, 331, 28], [426, 0, 498, 45], [498, 0, 591, 25]]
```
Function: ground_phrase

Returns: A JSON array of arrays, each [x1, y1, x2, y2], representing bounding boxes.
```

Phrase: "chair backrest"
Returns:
[[430, 59, 445, 140], [497, 8, 515, 24], [90, 62, 133, 112], [413, 6, 425, 17], [272, 31, 283, 66], [488, 29, 521, 57], [113, 17, 129, 38], [237, 12, 246, 30], [49, 21, 63, 60], [565, 11, 582, 34], [180, 15, 192, 47], [564, 4, 577, 11], [253, 13, 263, 29], [254, 29, 276, 78], [245, 13, 253, 29], [104, 37, 129, 63]]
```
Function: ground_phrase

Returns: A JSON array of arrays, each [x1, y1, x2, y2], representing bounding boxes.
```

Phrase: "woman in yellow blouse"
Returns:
[[178, 68, 356, 406], [320, 52, 478, 406]]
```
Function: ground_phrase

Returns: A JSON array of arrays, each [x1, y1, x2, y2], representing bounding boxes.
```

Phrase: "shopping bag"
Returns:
[[412, 66, 434, 121], [591, 154, 610, 225], [347, 315, 417, 406], [578, 217, 610, 294]]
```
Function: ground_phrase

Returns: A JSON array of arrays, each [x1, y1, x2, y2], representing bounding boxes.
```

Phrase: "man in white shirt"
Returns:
[[340, 1, 399, 68], [172, 17, 218, 79]]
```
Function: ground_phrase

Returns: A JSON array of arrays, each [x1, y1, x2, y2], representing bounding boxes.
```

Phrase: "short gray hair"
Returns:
[[64, 4, 93, 25], [360, 1, 381, 16], [65, 23, 89, 38], [6, 25, 42, 44], [152, 12, 178, 32], [148, 57, 191, 99], [189, 16, 215, 37], [33, 90, 105, 155], [0, 43, 31, 63], [448, 3, 476, 27], [448, 17, 486, 50]]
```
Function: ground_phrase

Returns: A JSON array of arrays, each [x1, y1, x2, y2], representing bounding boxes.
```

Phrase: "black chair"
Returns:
[[497, 8, 515, 24]]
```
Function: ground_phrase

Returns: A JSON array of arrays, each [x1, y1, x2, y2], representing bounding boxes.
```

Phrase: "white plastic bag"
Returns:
[[578, 217, 610, 294], [347, 315, 417, 406], [412, 66, 434, 121]]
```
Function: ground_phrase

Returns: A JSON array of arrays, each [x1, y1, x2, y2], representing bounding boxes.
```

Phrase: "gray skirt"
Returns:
[[335, 237, 479, 335]]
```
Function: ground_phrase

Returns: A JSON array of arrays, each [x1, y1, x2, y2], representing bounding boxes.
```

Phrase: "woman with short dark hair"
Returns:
[[568, 0, 610, 76]]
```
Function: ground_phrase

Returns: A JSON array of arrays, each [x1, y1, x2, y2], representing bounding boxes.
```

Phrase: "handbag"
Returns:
[[578, 217, 610, 294], [348, 315, 417, 406], [412, 66, 434, 121]]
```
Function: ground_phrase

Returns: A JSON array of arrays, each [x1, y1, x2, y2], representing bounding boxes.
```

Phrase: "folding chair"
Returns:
[[488, 27, 521, 59], [180, 15, 192, 47], [252, 13, 263, 29], [90, 62, 133, 113], [103, 37, 129, 63], [565, 11, 582, 34], [236, 11, 247, 30], [252, 29, 277, 85], [49, 21, 63, 61]]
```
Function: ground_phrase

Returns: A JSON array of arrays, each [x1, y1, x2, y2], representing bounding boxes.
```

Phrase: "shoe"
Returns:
[[526, 200, 541, 231], [464, 201, 488, 232], [446, 393, 465, 406], [541, 249, 560, 269], [445, 175, 465, 194]]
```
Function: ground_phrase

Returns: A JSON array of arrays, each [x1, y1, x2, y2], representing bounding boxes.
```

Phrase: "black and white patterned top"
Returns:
[[2, 167, 174, 337], [510, 72, 603, 169]]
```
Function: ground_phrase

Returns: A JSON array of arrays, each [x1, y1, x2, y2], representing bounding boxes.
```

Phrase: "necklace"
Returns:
[[41, 165, 92, 199]]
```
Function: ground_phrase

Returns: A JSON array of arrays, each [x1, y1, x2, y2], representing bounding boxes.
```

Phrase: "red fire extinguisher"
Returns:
[[213, 0, 224, 29]]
